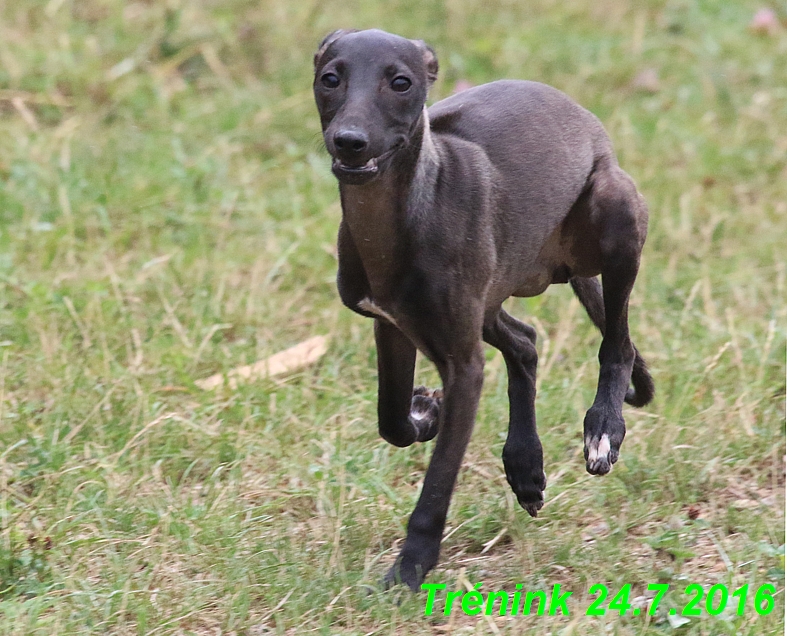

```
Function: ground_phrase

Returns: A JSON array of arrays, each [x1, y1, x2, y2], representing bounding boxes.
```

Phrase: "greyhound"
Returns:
[[313, 29, 654, 591]]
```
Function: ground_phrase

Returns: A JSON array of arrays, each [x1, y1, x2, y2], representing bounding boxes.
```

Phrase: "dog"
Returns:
[[313, 28, 654, 590]]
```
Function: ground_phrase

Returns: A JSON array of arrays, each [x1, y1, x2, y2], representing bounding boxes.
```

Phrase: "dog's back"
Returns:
[[432, 80, 614, 196]]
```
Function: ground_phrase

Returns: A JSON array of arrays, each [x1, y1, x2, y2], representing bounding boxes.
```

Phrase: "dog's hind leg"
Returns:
[[582, 165, 648, 475], [483, 310, 546, 517], [375, 320, 441, 446], [570, 276, 654, 408]]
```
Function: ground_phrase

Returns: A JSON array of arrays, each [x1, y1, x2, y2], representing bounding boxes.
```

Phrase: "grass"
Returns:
[[0, 0, 784, 633]]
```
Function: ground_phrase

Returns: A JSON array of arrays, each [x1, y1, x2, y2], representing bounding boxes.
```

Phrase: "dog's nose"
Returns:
[[333, 130, 369, 158]]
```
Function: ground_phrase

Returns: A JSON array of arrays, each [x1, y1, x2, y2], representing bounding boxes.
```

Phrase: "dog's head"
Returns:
[[313, 29, 438, 186]]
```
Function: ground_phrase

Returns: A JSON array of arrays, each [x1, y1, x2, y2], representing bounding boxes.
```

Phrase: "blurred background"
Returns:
[[0, 1, 784, 634]]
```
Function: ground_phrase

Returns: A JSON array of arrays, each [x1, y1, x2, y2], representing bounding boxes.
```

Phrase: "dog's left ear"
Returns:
[[412, 40, 439, 88], [314, 29, 355, 69]]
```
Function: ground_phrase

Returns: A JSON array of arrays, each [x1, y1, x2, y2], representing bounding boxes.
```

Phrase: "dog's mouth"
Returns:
[[331, 145, 401, 183], [333, 156, 381, 175]]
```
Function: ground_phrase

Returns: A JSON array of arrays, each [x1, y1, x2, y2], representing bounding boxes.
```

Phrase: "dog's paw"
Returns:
[[382, 542, 439, 592], [409, 386, 441, 442], [583, 405, 625, 475], [382, 561, 423, 592], [585, 433, 615, 475], [502, 446, 546, 517]]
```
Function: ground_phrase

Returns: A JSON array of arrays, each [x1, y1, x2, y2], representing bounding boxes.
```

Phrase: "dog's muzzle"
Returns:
[[331, 145, 401, 184]]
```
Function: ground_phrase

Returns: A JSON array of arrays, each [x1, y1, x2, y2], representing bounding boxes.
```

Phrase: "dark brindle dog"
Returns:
[[312, 29, 654, 590]]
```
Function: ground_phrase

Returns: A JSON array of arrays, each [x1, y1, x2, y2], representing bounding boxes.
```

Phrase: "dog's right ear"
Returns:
[[412, 40, 439, 88], [314, 30, 354, 69]]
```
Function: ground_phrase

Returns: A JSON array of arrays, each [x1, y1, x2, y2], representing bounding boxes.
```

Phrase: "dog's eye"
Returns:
[[321, 73, 340, 89], [391, 76, 412, 92]]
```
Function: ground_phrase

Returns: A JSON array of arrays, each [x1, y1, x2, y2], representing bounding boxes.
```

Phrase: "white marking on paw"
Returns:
[[586, 433, 611, 463], [586, 435, 597, 462], [597, 434, 610, 458], [410, 407, 428, 421], [358, 298, 398, 327]]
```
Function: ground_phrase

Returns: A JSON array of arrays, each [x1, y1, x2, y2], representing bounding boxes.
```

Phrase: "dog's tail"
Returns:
[[570, 276, 655, 407]]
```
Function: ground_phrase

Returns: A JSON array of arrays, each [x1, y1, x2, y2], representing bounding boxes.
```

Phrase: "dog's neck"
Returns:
[[407, 107, 439, 215], [339, 106, 438, 300]]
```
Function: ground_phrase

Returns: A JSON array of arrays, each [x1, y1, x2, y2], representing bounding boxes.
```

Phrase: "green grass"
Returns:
[[0, 0, 784, 633]]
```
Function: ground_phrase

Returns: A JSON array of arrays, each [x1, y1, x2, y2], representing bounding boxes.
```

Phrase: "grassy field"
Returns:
[[0, 0, 785, 633]]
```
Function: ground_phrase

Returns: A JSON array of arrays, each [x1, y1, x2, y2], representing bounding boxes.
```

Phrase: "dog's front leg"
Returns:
[[375, 320, 440, 446], [384, 344, 485, 590]]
